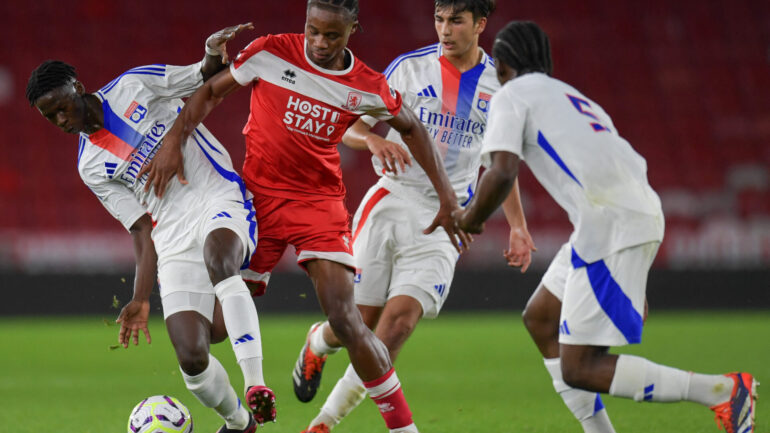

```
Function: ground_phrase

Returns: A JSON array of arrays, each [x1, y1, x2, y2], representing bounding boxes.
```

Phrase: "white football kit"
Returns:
[[78, 62, 257, 320], [482, 72, 665, 345], [353, 44, 499, 317]]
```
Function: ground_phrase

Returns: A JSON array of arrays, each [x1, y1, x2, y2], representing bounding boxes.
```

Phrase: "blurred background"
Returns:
[[0, 0, 768, 315]]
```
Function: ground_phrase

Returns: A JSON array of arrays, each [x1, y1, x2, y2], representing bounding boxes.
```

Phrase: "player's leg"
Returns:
[[560, 243, 757, 433], [523, 242, 616, 433], [307, 259, 418, 433], [202, 201, 276, 425]]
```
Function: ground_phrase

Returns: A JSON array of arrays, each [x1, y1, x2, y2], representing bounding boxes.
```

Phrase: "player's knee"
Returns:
[[560, 359, 591, 389], [327, 310, 364, 346], [175, 344, 210, 376], [379, 315, 417, 350]]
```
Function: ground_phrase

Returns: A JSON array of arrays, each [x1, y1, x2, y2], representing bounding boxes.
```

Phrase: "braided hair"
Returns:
[[307, 0, 359, 22], [434, 0, 496, 21], [26, 60, 77, 106], [493, 21, 553, 76]]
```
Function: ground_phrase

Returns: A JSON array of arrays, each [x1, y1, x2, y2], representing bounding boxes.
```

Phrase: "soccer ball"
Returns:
[[127, 395, 193, 433]]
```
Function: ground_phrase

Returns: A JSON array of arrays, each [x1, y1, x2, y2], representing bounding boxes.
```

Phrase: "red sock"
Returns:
[[363, 368, 413, 429]]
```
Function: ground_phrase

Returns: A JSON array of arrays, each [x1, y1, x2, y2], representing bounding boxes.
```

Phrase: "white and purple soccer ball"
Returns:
[[127, 395, 193, 433]]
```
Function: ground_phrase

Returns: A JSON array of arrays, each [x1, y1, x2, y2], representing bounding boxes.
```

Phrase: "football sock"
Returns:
[[310, 363, 367, 429], [182, 354, 250, 429], [686, 373, 734, 407], [610, 354, 693, 403], [215, 275, 265, 390], [363, 368, 416, 431], [544, 358, 616, 433], [309, 321, 342, 356]]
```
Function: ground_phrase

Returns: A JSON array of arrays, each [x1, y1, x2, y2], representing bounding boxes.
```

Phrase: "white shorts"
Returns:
[[156, 199, 257, 318], [351, 186, 459, 319], [541, 241, 659, 346]]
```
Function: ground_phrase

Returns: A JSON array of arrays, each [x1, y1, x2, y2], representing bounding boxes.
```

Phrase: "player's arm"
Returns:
[[200, 23, 254, 81], [116, 214, 158, 348], [139, 68, 244, 198], [457, 150, 521, 234], [386, 107, 471, 252], [501, 178, 536, 272], [343, 118, 412, 174]]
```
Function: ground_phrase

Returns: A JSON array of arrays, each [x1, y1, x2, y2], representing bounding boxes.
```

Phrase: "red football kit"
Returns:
[[229, 33, 402, 292]]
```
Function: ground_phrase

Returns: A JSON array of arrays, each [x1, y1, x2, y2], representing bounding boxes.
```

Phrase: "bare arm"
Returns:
[[386, 107, 470, 252], [139, 68, 244, 197], [501, 178, 536, 272], [342, 119, 412, 174], [116, 214, 158, 348], [456, 150, 521, 234]]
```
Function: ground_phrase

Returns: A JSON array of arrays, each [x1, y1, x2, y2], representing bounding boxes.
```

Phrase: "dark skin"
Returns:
[[32, 23, 252, 373], [137, 6, 467, 381], [454, 59, 644, 393]]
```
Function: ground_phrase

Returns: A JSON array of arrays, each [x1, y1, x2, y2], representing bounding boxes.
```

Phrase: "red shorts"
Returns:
[[241, 193, 355, 294]]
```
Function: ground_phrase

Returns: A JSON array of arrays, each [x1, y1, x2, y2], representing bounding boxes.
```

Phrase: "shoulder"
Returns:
[[383, 43, 440, 79], [235, 33, 301, 63], [98, 64, 168, 95]]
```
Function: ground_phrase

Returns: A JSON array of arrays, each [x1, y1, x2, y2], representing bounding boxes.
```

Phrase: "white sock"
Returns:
[[309, 322, 342, 356], [544, 358, 616, 433], [215, 275, 265, 391], [687, 373, 734, 407], [181, 354, 250, 429], [609, 354, 692, 402], [310, 364, 367, 429]]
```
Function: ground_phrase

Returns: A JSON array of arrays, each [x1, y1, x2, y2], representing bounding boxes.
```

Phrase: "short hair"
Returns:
[[493, 21, 553, 76], [307, 0, 359, 22], [26, 60, 77, 106], [434, 0, 496, 21]]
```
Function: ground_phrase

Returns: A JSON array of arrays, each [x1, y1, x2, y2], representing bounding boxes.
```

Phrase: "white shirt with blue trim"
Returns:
[[481, 72, 664, 262]]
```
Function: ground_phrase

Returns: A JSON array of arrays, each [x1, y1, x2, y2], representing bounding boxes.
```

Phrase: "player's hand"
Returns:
[[138, 132, 187, 199], [503, 226, 537, 273], [116, 299, 151, 348], [366, 135, 412, 174], [206, 22, 255, 64], [453, 207, 485, 235], [425, 203, 472, 253]]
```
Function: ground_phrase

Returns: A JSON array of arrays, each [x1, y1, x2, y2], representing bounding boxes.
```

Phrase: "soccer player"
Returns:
[[137, 2, 468, 432], [455, 20, 758, 433], [26, 24, 276, 433], [290, 2, 538, 432]]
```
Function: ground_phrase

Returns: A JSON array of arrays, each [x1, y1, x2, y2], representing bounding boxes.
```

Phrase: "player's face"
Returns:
[[34, 83, 88, 134], [305, 5, 357, 70], [434, 7, 486, 59], [494, 58, 517, 85]]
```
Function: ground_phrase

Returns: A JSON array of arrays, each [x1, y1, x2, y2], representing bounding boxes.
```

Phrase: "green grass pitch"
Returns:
[[0, 311, 767, 433]]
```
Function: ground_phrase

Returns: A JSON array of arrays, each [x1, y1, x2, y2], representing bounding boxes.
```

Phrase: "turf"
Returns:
[[0, 311, 767, 433]]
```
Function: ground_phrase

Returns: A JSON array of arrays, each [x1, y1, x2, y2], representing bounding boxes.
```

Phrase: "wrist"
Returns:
[[205, 35, 221, 56]]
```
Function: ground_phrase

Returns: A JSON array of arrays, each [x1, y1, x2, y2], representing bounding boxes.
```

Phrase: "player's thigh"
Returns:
[[560, 242, 659, 347]]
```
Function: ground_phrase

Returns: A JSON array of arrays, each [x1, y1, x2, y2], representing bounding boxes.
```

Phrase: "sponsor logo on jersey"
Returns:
[[477, 92, 492, 113], [342, 91, 363, 110], [118, 121, 165, 186], [282, 69, 296, 85], [123, 101, 148, 124], [417, 85, 438, 98], [418, 107, 484, 148], [283, 95, 341, 141]]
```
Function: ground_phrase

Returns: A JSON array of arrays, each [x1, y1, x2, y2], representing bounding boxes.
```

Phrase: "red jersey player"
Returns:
[[139, 2, 468, 432]]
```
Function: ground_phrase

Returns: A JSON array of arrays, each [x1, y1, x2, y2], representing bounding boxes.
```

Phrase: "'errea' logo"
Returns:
[[124, 101, 147, 124], [282, 69, 296, 85]]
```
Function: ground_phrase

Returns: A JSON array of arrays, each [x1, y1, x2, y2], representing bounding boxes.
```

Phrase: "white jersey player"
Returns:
[[457, 21, 757, 433], [27, 24, 278, 433], [296, 2, 534, 432]]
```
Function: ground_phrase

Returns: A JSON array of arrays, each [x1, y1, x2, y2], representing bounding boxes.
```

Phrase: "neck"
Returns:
[[444, 44, 482, 73], [83, 94, 104, 134]]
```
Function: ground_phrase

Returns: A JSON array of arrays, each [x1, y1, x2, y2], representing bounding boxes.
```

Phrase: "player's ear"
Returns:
[[73, 80, 86, 95], [350, 21, 358, 35], [475, 17, 487, 35]]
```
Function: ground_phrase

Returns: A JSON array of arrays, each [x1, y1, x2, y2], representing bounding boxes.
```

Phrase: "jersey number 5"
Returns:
[[567, 94, 610, 133]]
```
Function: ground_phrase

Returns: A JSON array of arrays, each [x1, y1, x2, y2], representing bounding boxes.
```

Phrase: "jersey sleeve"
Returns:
[[230, 35, 273, 86], [127, 63, 204, 99], [78, 156, 146, 232], [480, 86, 527, 168], [363, 79, 402, 122]]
